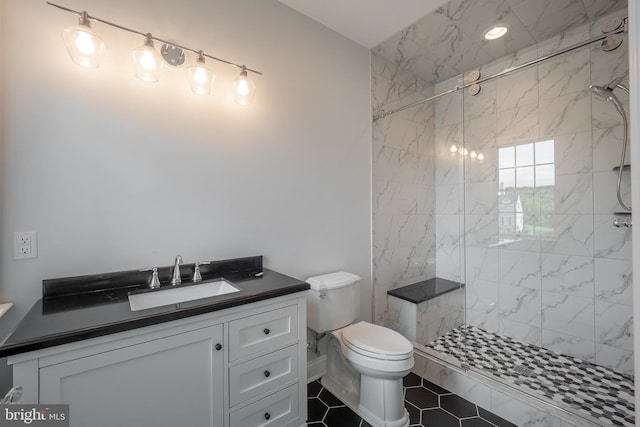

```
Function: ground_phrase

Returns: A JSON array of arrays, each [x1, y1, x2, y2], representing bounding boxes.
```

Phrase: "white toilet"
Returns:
[[306, 272, 414, 427]]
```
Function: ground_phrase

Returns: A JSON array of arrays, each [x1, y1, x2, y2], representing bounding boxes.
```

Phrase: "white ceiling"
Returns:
[[277, 0, 448, 48]]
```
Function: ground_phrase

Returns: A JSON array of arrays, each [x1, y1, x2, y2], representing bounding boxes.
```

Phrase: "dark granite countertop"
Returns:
[[0, 257, 309, 358], [387, 277, 463, 304]]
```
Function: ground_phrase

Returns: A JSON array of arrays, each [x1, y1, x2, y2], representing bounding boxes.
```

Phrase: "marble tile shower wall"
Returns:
[[435, 9, 633, 374], [371, 53, 437, 325]]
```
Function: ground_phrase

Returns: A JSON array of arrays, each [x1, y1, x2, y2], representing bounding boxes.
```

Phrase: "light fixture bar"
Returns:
[[47, 2, 263, 76]]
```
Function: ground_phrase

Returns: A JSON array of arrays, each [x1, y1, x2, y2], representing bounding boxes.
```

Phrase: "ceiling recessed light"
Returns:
[[484, 25, 509, 40]]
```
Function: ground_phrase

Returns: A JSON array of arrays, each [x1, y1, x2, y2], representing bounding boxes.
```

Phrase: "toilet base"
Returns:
[[321, 375, 410, 427]]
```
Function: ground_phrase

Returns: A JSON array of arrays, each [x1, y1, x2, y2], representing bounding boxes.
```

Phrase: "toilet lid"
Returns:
[[341, 322, 413, 359]]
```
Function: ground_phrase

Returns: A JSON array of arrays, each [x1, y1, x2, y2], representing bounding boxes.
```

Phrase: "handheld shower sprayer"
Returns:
[[589, 74, 631, 213]]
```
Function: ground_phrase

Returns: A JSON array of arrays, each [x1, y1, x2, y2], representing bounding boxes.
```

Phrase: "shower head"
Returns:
[[589, 84, 613, 101], [589, 84, 626, 117]]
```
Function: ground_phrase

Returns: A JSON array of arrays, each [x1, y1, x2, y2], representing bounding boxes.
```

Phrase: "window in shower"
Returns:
[[498, 140, 555, 238]]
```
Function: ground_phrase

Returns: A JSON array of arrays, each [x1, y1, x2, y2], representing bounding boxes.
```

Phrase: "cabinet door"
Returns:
[[40, 325, 224, 427]]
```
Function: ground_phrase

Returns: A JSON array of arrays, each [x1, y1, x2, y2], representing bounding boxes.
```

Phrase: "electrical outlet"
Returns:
[[14, 231, 38, 260]]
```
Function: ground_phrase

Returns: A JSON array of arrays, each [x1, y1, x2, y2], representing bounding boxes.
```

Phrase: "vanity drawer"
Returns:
[[228, 305, 298, 361], [229, 344, 298, 407], [229, 383, 299, 427]]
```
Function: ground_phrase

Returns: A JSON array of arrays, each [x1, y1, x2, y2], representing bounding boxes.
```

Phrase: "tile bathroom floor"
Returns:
[[307, 373, 516, 427]]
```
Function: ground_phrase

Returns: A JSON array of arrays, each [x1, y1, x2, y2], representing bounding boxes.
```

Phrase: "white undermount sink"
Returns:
[[128, 279, 240, 311]]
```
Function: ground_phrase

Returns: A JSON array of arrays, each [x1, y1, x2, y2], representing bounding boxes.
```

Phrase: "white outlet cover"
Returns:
[[14, 231, 37, 260]]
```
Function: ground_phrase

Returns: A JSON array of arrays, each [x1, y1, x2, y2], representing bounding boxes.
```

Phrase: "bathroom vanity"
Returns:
[[0, 256, 309, 427]]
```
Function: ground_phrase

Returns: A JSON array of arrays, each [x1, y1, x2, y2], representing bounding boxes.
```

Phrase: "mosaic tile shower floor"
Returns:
[[428, 325, 635, 426], [307, 374, 516, 427]]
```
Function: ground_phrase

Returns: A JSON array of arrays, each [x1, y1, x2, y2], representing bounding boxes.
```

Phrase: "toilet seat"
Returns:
[[340, 321, 413, 361]]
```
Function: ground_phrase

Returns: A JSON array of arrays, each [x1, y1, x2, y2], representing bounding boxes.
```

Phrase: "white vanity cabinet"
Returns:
[[8, 292, 307, 427]]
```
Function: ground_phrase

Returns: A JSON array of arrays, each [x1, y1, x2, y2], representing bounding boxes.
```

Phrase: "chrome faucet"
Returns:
[[171, 255, 183, 286]]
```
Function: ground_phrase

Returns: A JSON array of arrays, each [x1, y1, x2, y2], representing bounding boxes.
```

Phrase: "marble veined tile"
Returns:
[[595, 300, 633, 352], [584, 0, 627, 22], [498, 317, 542, 347], [591, 91, 628, 131], [595, 343, 633, 375], [552, 173, 593, 215], [592, 171, 632, 215], [465, 181, 498, 215], [499, 284, 542, 325], [499, 249, 541, 289], [497, 67, 538, 112], [435, 185, 461, 215], [593, 214, 632, 260], [373, 180, 418, 215], [540, 214, 594, 257], [592, 126, 627, 173], [540, 90, 591, 137], [465, 246, 499, 283], [549, 131, 592, 176], [538, 48, 590, 100], [508, 0, 588, 43], [541, 329, 596, 362], [496, 103, 539, 144], [465, 214, 499, 247], [536, 22, 590, 56], [541, 292, 594, 340], [595, 257, 632, 306], [541, 254, 594, 298]]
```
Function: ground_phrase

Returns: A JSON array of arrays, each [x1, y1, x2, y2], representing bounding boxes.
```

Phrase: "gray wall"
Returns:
[[0, 0, 372, 369]]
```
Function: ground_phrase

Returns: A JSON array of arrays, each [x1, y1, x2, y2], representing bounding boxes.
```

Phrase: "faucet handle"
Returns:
[[192, 261, 211, 283], [140, 267, 161, 289]]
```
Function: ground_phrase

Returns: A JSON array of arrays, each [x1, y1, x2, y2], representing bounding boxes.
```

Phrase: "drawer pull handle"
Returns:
[[264, 412, 271, 420], [263, 328, 270, 335], [264, 370, 271, 378], [215, 343, 222, 351]]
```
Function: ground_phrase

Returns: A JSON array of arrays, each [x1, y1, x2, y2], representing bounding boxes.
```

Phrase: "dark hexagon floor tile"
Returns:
[[360, 420, 373, 427], [478, 407, 518, 427], [319, 388, 346, 407], [405, 387, 439, 409], [461, 417, 496, 427], [403, 372, 422, 387], [422, 378, 451, 395], [440, 393, 478, 418], [308, 397, 329, 422], [405, 401, 421, 425], [308, 380, 323, 398], [421, 407, 460, 427], [324, 406, 363, 427]]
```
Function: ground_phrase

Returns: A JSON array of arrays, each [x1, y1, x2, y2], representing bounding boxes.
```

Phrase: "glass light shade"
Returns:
[[132, 35, 162, 83], [62, 21, 104, 69], [233, 68, 256, 105], [187, 56, 214, 95]]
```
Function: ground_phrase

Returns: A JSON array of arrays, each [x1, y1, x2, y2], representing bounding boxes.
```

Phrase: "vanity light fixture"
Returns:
[[49, 2, 262, 103], [61, 11, 105, 68], [484, 24, 509, 40], [187, 51, 215, 95], [132, 34, 162, 83]]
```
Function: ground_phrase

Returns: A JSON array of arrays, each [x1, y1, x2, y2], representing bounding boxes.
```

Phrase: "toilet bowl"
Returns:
[[323, 321, 414, 427], [306, 272, 414, 427]]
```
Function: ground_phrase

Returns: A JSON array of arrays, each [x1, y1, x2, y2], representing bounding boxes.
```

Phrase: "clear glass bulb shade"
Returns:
[[187, 63, 215, 95], [62, 24, 105, 69], [233, 75, 256, 105], [132, 44, 162, 83], [131, 34, 162, 83]]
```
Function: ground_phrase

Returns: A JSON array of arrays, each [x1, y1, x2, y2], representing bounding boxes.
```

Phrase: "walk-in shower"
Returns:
[[371, 4, 633, 426]]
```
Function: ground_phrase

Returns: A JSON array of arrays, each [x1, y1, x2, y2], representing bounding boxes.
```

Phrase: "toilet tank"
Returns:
[[306, 271, 361, 333]]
